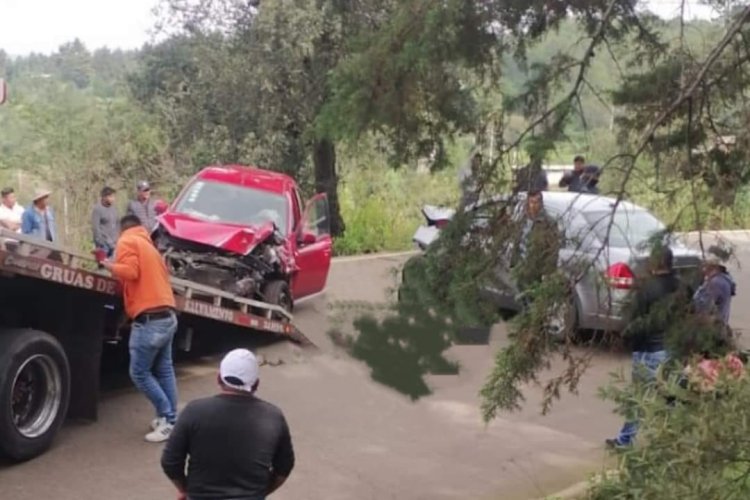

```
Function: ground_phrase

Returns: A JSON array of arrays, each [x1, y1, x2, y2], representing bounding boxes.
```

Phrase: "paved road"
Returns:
[[2, 235, 749, 500]]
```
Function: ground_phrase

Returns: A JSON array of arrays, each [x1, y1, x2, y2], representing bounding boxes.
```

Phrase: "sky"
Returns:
[[0, 0, 718, 56]]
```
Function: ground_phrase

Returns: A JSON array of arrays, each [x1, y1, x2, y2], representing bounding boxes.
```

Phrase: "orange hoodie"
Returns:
[[111, 226, 175, 319]]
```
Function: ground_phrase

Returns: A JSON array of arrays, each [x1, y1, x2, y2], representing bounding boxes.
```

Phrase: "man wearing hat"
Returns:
[[693, 251, 736, 328], [161, 348, 295, 500], [91, 186, 119, 258], [126, 180, 158, 231], [21, 188, 56, 242]]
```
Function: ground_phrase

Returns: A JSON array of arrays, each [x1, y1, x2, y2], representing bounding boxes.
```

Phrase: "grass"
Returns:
[[334, 166, 459, 255]]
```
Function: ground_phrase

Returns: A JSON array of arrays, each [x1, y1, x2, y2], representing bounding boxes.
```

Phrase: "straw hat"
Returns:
[[32, 188, 52, 202]]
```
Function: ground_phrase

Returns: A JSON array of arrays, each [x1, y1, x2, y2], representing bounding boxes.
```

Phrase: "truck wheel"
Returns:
[[0, 329, 70, 462], [260, 280, 293, 322]]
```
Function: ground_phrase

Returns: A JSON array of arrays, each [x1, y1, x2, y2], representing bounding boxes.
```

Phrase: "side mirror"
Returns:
[[298, 230, 317, 245]]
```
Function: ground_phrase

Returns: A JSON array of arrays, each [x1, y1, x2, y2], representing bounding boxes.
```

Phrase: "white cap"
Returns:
[[219, 349, 259, 392]]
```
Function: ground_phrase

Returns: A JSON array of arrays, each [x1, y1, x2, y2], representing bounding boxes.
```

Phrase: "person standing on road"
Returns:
[[692, 252, 737, 350], [101, 214, 178, 442], [91, 186, 119, 258], [0, 187, 24, 233], [161, 348, 295, 500], [606, 246, 682, 448], [511, 190, 561, 294], [127, 180, 158, 232], [21, 188, 56, 242]]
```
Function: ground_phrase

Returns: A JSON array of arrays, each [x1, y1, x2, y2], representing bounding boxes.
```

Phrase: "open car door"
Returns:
[[291, 193, 332, 299]]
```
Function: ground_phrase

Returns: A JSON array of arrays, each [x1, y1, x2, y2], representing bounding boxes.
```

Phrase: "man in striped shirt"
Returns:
[[126, 180, 158, 231]]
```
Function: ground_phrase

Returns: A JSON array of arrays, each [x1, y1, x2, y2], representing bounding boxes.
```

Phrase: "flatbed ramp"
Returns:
[[0, 229, 315, 347]]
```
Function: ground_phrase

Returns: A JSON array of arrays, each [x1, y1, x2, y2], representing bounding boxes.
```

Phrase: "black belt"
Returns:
[[134, 308, 174, 324]]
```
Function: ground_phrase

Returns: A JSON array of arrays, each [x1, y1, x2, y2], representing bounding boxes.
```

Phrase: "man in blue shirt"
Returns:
[[21, 188, 56, 242], [693, 255, 736, 328]]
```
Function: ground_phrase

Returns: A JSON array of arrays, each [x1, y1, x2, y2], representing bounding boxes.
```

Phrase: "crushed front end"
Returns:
[[153, 227, 288, 300]]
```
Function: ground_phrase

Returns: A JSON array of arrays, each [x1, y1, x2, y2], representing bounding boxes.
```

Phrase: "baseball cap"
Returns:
[[136, 180, 151, 192], [219, 349, 259, 392]]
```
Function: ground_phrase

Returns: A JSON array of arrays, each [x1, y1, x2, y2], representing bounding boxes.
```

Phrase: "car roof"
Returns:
[[540, 191, 646, 214], [477, 191, 649, 214], [195, 164, 295, 195]]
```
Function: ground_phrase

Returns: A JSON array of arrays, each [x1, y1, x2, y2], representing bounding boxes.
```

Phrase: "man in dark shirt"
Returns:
[[606, 246, 681, 448], [126, 180, 158, 231], [161, 349, 295, 500], [91, 186, 119, 258], [559, 155, 601, 194]]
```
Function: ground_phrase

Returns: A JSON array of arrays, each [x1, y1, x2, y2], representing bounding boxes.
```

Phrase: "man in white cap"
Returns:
[[21, 188, 56, 242], [161, 348, 295, 500]]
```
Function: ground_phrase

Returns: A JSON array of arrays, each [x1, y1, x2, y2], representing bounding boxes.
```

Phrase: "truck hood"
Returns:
[[157, 212, 276, 255]]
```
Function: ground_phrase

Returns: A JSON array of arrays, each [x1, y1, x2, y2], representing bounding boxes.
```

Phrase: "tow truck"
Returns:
[[0, 227, 317, 462]]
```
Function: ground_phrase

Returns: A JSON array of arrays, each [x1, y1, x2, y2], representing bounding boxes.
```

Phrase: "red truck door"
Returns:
[[291, 193, 332, 299]]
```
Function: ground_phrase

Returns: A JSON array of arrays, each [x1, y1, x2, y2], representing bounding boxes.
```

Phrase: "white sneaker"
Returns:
[[145, 418, 173, 443], [149, 418, 160, 431]]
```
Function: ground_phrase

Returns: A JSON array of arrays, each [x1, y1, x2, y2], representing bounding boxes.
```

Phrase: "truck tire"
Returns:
[[260, 280, 293, 322], [0, 328, 70, 462]]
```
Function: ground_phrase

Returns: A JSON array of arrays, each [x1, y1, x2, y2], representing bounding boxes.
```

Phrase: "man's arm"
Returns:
[[105, 239, 139, 280], [0, 218, 19, 231], [161, 410, 191, 497], [558, 172, 572, 188], [268, 416, 295, 496], [20, 210, 33, 234]]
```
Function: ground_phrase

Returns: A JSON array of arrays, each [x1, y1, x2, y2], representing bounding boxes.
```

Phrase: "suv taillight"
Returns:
[[606, 262, 634, 289]]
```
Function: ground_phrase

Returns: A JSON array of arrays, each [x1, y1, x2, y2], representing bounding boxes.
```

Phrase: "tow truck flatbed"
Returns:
[[0, 230, 313, 462]]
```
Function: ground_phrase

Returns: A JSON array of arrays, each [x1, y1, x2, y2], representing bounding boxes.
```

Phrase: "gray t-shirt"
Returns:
[[91, 202, 119, 247], [126, 198, 157, 231]]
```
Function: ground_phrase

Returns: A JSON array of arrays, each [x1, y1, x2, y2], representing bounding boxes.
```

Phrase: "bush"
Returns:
[[334, 166, 458, 255], [588, 366, 750, 500]]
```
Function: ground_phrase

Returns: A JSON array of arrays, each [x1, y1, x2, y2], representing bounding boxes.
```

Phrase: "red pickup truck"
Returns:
[[154, 165, 333, 316]]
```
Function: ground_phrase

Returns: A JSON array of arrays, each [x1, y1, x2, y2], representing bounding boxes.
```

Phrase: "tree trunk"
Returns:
[[313, 137, 345, 237]]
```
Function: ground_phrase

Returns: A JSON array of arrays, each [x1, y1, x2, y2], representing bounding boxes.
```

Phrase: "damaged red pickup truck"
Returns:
[[154, 165, 333, 316]]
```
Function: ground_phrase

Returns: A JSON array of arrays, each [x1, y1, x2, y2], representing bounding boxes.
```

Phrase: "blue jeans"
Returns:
[[129, 312, 179, 424], [615, 349, 669, 445]]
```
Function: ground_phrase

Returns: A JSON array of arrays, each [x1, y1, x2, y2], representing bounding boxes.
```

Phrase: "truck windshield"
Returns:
[[583, 208, 665, 249], [174, 180, 289, 234]]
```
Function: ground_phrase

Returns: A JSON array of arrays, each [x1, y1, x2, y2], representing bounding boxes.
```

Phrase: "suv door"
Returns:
[[291, 193, 332, 299]]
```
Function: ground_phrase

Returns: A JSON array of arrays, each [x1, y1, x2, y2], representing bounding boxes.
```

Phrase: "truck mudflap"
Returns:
[[0, 230, 314, 347]]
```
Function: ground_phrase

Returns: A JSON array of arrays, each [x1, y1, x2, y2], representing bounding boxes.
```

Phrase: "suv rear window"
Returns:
[[583, 208, 665, 249]]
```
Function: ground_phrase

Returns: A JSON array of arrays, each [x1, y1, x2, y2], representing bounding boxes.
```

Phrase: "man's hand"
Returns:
[[176, 492, 187, 500], [101, 259, 114, 271]]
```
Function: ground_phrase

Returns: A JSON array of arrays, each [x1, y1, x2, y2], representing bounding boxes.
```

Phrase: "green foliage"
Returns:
[[589, 369, 750, 499], [334, 165, 458, 255]]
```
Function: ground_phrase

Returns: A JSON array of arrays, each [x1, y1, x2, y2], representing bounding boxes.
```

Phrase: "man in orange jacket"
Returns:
[[102, 214, 178, 443]]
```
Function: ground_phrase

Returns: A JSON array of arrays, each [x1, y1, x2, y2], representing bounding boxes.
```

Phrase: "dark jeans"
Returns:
[[128, 312, 179, 423], [615, 349, 669, 445]]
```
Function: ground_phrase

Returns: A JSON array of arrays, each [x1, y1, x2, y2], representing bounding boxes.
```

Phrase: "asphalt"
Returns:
[[1, 234, 749, 500]]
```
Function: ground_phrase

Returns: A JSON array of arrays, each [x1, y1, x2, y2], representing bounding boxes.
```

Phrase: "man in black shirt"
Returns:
[[161, 349, 295, 500], [606, 246, 681, 448], [559, 155, 601, 194]]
